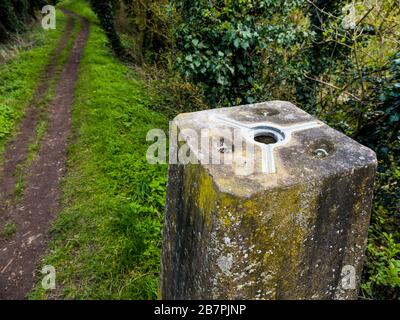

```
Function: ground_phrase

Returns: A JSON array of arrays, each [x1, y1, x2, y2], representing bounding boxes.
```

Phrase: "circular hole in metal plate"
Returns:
[[252, 126, 286, 145], [254, 133, 278, 145]]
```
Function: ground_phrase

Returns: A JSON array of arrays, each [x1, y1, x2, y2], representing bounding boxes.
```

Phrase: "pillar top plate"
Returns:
[[173, 101, 377, 197]]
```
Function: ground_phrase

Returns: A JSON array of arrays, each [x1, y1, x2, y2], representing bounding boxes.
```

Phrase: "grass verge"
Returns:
[[30, 10, 168, 299]]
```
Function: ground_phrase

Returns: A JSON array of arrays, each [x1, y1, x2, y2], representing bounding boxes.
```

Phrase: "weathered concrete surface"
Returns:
[[161, 101, 377, 300]]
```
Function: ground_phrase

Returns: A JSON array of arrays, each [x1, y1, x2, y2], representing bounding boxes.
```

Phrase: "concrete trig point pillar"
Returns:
[[161, 101, 377, 300]]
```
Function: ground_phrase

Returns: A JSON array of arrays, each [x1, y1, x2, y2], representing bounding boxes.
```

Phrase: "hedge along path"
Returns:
[[0, 10, 90, 299]]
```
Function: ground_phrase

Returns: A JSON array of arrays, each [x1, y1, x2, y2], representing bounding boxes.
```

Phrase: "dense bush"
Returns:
[[359, 52, 400, 299], [0, 0, 48, 42], [0, 0, 22, 40], [115, 0, 172, 63], [174, 0, 313, 107], [89, 0, 125, 56]]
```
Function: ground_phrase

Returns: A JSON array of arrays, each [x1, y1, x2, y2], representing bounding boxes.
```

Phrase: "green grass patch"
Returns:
[[30, 17, 168, 299], [58, 0, 99, 24], [0, 222, 17, 239], [0, 11, 68, 160]]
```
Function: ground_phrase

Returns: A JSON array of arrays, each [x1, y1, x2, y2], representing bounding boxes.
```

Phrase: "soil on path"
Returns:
[[0, 10, 90, 299]]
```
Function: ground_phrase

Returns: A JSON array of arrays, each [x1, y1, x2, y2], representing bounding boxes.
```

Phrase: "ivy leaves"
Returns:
[[174, 0, 310, 107]]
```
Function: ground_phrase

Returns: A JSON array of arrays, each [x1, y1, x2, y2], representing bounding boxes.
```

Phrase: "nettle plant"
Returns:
[[174, 0, 313, 107]]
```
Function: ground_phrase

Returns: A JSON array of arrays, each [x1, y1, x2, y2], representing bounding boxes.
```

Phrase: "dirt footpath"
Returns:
[[0, 10, 89, 300]]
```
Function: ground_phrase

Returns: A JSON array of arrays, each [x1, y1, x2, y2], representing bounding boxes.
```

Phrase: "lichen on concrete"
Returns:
[[161, 101, 377, 300]]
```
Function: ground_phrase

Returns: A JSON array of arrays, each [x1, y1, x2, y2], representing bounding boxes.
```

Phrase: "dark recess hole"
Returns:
[[254, 134, 278, 145]]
